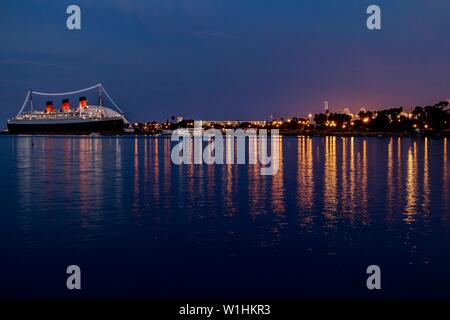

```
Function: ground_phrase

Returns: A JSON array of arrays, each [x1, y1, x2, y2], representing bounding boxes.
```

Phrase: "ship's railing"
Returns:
[[15, 106, 122, 121]]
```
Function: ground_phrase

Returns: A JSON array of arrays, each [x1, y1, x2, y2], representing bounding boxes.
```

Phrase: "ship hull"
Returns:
[[7, 118, 126, 134]]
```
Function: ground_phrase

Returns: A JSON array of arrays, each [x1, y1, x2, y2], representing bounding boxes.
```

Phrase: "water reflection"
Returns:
[[7, 134, 450, 299], [114, 137, 123, 210], [398, 138, 405, 214], [12, 135, 450, 243], [360, 139, 369, 224], [248, 136, 262, 217], [16, 137, 33, 231], [348, 137, 356, 221], [323, 136, 337, 227], [297, 136, 314, 228], [271, 136, 284, 215], [404, 142, 418, 223], [443, 138, 449, 221], [150, 138, 160, 210], [422, 138, 430, 218], [386, 138, 395, 222], [133, 137, 140, 218], [163, 138, 171, 210], [79, 138, 92, 224]]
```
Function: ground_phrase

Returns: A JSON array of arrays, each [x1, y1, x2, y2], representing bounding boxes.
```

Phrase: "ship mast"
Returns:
[[29, 89, 33, 112], [98, 85, 103, 106]]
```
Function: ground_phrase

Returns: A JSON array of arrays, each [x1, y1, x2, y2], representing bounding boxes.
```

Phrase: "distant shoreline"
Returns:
[[1, 130, 449, 139], [283, 130, 450, 138]]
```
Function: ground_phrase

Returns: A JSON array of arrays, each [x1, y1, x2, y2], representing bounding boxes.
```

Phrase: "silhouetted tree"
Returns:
[[314, 113, 328, 127]]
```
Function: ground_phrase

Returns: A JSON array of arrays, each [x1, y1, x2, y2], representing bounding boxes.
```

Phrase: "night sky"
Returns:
[[0, 0, 449, 123]]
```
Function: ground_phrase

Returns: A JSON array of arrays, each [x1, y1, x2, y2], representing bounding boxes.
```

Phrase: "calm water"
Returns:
[[0, 135, 449, 299]]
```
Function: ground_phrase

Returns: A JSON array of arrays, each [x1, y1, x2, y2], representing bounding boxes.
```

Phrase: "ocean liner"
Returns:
[[7, 84, 131, 134]]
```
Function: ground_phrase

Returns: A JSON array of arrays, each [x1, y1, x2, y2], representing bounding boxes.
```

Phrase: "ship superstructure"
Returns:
[[7, 84, 130, 134]]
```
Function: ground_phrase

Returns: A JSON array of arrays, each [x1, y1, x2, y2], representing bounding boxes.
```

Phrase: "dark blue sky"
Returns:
[[1, 0, 449, 122]]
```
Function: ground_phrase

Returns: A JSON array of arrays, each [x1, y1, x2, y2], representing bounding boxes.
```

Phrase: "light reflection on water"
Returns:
[[11, 136, 450, 235], [2, 135, 450, 298], [444, 138, 449, 221]]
